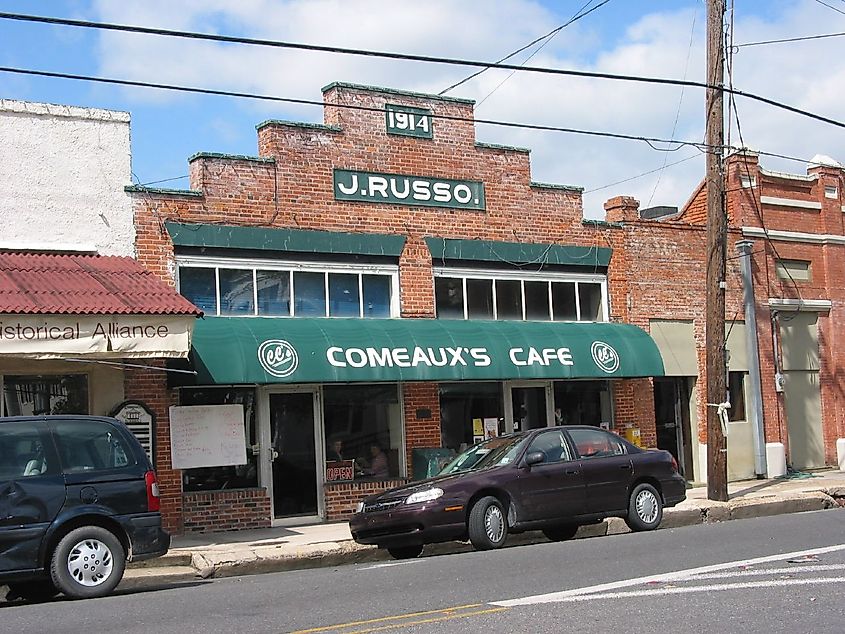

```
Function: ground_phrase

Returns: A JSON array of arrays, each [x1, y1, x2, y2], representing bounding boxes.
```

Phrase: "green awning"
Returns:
[[188, 317, 663, 384], [425, 237, 611, 267], [166, 222, 406, 257]]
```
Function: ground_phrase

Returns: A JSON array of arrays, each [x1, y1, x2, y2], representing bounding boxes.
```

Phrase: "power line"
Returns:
[[0, 64, 824, 169], [813, 0, 845, 16], [439, 0, 609, 95], [734, 30, 845, 48], [1, 11, 844, 130], [583, 153, 701, 194], [460, 0, 613, 104]]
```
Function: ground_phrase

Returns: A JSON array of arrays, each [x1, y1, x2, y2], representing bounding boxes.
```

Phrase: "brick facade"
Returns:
[[183, 488, 271, 532]]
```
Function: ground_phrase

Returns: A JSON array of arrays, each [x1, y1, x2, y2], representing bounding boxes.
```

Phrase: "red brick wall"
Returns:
[[182, 488, 271, 532], [324, 478, 408, 521]]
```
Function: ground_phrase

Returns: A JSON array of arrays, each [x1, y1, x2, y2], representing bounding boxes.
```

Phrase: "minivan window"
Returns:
[[52, 420, 135, 473], [0, 422, 55, 479]]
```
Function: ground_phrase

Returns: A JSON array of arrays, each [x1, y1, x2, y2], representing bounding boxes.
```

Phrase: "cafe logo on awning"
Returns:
[[258, 340, 299, 378], [591, 341, 620, 374]]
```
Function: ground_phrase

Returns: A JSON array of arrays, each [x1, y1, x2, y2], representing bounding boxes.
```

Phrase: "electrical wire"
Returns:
[[583, 153, 701, 194], [813, 0, 845, 16], [0, 11, 844, 129], [439, 0, 610, 95], [734, 30, 845, 49]]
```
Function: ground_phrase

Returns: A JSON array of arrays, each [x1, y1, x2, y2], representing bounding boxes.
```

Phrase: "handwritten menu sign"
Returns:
[[169, 404, 246, 470]]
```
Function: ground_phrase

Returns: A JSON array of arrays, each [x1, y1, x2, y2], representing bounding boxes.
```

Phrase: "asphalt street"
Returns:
[[2, 509, 844, 633]]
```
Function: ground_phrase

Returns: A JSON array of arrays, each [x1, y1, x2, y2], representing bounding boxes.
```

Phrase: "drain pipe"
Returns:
[[736, 240, 767, 477]]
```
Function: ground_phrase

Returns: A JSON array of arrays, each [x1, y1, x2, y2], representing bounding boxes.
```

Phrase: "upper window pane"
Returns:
[[526, 430, 571, 463], [179, 267, 217, 314], [294, 271, 327, 317], [256, 270, 290, 316], [568, 428, 625, 458], [579, 283, 604, 321], [466, 278, 494, 319], [496, 280, 522, 320], [329, 273, 360, 317], [219, 269, 255, 315], [435, 277, 464, 319], [525, 281, 551, 321], [362, 275, 391, 318], [552, 282, 577, 321]]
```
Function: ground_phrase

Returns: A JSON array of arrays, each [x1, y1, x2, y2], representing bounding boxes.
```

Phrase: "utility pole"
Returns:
[[705, 0, 728, 501]]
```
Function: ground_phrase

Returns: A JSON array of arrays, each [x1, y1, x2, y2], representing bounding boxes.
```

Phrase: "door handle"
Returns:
[[565, 469, 579, 475], [619, 464, 632, 470]]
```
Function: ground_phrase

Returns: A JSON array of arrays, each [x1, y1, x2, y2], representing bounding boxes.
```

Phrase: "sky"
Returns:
[[0, 0, 843, 218]]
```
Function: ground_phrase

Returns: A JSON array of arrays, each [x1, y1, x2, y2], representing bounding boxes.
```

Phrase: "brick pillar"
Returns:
[[402, 383, 441, 475], [123, 359, 183, 535], [613, 378, 657, 447]]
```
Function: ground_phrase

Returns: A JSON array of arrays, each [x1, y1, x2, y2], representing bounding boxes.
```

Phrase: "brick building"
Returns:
[[129, 83, 666, 533]]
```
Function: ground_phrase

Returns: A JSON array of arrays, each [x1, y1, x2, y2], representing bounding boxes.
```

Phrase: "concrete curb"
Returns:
[[171, 487, 845, 581]]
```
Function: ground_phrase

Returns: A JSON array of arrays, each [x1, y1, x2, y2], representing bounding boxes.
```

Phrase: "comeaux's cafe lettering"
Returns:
[[326, 346, 574, 369]]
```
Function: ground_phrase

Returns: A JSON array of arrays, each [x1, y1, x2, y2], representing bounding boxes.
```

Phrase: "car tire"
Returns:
[[50, 526, 126, 599], [542, 524, 579, 542], [6, 579, 59, 603], [468, 496, 508, 551], [386, 545, 423, 560], [625, 483, 663, 531]]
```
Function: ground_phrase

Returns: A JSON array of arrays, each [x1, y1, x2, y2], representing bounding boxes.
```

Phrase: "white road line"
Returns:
[[359, 561, 421, 570], [690, 564, 845, 580], [544, 577, 845, 602], [492, 543, 845, 607]]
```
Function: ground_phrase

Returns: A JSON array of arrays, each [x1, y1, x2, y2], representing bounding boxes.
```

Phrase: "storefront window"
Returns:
[[180, 387, 258, 492], [579, 282, 605, 321], [2, 374, 88, 417], [496, 280, 522, 319], [178, 267, 217, 314], [323, 385, 402, 479], [435, 277, 464, 319], [257, 270, 290, 315], [294, 271, 326, 316], [328, 273, 360, 317], [553, 380, 612, 427], [362, 275, 391, 318], [466, 279, 493, 319], [439, 383, 503, 453], [552, 282, 577, 320], [525, 281, 551, 320]]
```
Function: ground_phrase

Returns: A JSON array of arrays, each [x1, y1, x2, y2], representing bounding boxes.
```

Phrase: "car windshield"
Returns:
[[438, 435, 528, 475]]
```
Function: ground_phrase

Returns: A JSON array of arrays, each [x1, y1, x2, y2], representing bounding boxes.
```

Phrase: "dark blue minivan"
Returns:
[[0, 415, 169, 601]]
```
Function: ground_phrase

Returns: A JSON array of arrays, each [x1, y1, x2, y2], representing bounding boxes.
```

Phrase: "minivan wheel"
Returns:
[[542, 524, 579, 542], [468, 496, 508, 551], [6, 579, 59, 603], [50, 526, 126, 599], [625, 483, 663, 531], [386, 545, 423, 560]]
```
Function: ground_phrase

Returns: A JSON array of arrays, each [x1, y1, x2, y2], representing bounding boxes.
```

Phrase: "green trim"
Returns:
[[582, 219, 624, 229], [189, 152, 275, 164], [165, 222, 406, 257], [321, 82, 475, 105], [256, 120, 343, 132], [125, 185, 202, 197], [189, 317, 664, 384], [425, 237, 611, 267], [475, 142, 531, 154], [530, 181, 584, 193]]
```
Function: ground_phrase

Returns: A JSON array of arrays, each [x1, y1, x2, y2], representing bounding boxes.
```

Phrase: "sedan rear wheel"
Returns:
[[468, 496, 508, 551], [542, 524, 579, 542], [386, 545, 423, 560], [625, 483, 663, 531]]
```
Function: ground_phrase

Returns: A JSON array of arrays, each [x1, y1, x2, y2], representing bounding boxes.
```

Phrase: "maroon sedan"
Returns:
[[349, 425, 686, 559]]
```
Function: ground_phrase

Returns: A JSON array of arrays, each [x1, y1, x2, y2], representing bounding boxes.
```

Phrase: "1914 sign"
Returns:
[[385, 103, 432, 138]]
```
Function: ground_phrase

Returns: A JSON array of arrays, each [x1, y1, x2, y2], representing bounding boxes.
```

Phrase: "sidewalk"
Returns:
[[122, 469, 845, 587]]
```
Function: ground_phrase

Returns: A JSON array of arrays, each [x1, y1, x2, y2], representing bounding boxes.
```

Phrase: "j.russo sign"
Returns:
[[0, 315, 194, 359], [333, 169, 485, 211]]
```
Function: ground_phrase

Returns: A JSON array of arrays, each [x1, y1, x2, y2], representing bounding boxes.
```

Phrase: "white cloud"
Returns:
[[89, 0, 844, 218]]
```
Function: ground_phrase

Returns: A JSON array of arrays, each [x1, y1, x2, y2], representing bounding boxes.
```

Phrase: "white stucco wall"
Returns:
[[0, 100, 134, 256]]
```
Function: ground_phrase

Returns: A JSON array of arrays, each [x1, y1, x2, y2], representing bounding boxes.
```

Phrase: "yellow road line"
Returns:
[[347, 607, 509, 633], [288, 604, 484, 633]]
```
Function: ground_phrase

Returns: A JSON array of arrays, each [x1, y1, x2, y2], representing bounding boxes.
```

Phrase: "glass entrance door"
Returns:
[[505, 382, 553, 433], [266, 391, 320, 520]]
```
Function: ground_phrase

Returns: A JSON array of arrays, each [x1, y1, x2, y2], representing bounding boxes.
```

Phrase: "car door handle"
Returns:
[[619, 464, 632, 470], [565, 469, 579, 475]]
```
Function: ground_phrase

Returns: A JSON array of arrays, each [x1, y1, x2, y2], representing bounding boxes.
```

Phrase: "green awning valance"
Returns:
[[425, 237, 611, 267], [188, 317, 663, 384], [166, 222, 406, 257]]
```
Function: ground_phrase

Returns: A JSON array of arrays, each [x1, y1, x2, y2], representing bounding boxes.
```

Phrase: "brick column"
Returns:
[[402, 382, 441, 474]]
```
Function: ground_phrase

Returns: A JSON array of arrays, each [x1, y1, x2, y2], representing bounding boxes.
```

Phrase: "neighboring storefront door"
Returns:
[[654, 377, 695, 479], [259, 387, 324, 524], [504, 381, 553, 433]]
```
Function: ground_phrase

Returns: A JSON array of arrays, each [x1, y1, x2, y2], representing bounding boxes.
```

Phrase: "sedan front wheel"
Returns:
[[468, 496, 508, 550], [625, 483, 663, 531]]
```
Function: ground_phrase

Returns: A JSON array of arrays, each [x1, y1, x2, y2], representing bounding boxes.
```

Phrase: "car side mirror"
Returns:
[[524, 451, 545, 467]]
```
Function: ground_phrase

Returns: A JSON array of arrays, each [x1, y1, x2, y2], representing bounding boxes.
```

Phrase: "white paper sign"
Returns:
[[169, 404, 246, 470]]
